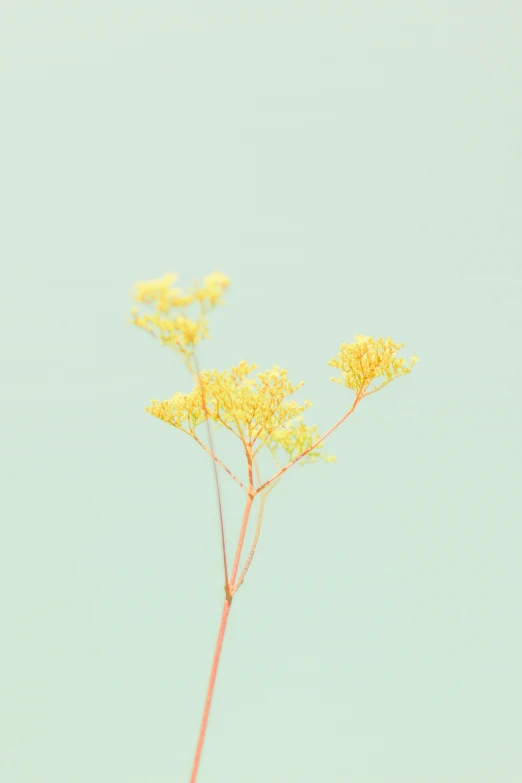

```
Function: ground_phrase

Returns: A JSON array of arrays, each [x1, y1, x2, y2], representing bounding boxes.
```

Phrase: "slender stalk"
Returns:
[[233, 476, 280, 595], [190, 433, 247, 493], [233, 459, 278, 594], [192, 350, 230, 594], [255, 391, 363, 494], [189, 487, 255, 781], [230, 454, 255, 586], [188, 374, 360, 781], [189, 598, 232, 783]]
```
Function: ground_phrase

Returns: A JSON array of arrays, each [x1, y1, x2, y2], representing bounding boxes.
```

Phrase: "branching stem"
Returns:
[[230, 456, 255, 587], [189, 433, 247, 493], [192, 350, 230, 592], [255, 391, 363, 494], [189, 485, 255, 782], [233, 465, 280, 595]]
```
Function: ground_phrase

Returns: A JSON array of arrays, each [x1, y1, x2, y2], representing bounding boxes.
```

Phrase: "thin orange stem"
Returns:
[[233, 477, 280, 594], [190, 433, 247, 493], [192, 350, 230, 594], [232, 460, 278, 593], [189, 460, 256, 781], [255, 391, 363, 494], [189, 598, 232, 783], [230, 484, 254, 592]]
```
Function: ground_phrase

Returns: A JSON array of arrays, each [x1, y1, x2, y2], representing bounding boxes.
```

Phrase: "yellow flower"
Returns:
[[130, 271, 229, 364], [146, 361, 329, 461], [197, 362, 311, 448], [195, 272, 230, 306], [329, 335, 417, 396], [147, 389, 208, 433], [132, 273, 194, 311]]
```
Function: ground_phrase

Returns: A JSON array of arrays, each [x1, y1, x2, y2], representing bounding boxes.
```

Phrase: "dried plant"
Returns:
[[130, 271, 418, 781]]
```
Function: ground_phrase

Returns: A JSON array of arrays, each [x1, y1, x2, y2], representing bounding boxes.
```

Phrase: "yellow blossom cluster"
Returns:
[[329, 335, 418, 396], [262, 416, 335, 466], [130, 271, 229, 362], [146, 361, 332, 463], [146, 389, 208, 434], [130, 272, 418, 487], [197, 362, 312, 450]]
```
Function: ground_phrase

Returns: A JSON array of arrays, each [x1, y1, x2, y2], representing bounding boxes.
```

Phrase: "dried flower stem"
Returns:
[[189, 485, 255, 782], [256, 389, 363, 494], [189, 399, 360, 780], [190, 434, 248, 493], [189, 598, 231, 783], [192, 350, 230, 594], [129, 271, 418, 782], [230, 457, 255, 587], [233, 464, 280, 595]]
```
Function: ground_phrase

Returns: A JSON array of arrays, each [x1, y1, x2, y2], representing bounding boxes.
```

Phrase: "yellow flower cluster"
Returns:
[[198, 362, 312, 449], [146, 361, 332, 463], [329, 335, 418, 396], [130, 271, 229, 362], [263, 416, 335, 466], [147, 389, 208, 434], [130, 272, 418, 485]]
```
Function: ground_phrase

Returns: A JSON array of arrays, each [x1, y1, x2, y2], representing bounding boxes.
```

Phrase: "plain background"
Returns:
[[2, 2, 521, 781]]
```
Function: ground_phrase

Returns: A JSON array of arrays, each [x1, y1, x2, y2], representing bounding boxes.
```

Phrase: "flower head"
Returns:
[[147, 388, 208, 434], [329, 335, 418, 396], [130, 271, 230, 364], [146, 361, 328, 461]]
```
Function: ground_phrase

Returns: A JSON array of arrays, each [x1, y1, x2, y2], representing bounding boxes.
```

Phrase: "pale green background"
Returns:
[[1, 2, 521, 782]]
